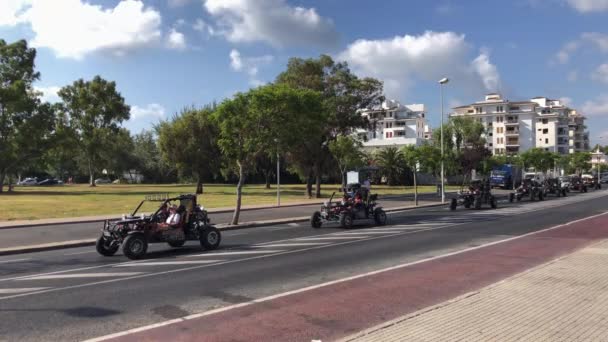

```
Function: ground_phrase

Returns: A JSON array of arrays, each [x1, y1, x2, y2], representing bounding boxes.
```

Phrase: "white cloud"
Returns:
[[167, 28, 187, 50], [559, 97, 573, 106], [0, 0, 30, 26], [130, 104, 166, 120], [554, 32, 608, 64], [566, 0, 608, 12], [4, 0, 162, 60], [193, 18, 216, 36], [337, 31, 501, 98], [581, 94, 608, 116], [204, 0, 338, 48], [34, 85, 61, 103], [591, 63, 608, 83], [229, 49, 273, 86], [567, 70, 579, 82], [168, 0, 192, 8]]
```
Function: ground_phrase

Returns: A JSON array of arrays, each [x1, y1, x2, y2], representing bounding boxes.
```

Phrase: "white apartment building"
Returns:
[[357, 99, 430, 150], [451, 94, 589, 155]]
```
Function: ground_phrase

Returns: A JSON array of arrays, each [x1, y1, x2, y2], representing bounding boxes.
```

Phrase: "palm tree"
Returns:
[[375, 147, 405, 185]]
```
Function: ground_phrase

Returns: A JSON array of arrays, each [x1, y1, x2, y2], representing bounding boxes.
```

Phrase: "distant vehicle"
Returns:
[[601, 175, 608, 184], [524, 172, 545, 183], [509, 178, 544, 202], [450, 179, 497, 210], [569, 175, 588, 193], [543, 178, 567, 197], [17, 177, 38, 186], [37, 178, 63, 186], [558, 176, 572, 192], [490, 164, 521, 189], [94, 178, 112, 185], [581, 174, 601, 189]]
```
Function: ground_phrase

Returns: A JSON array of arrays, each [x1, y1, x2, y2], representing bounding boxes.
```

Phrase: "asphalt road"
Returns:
[[0, 192, 449, 250], [0, 189, 606, 341]]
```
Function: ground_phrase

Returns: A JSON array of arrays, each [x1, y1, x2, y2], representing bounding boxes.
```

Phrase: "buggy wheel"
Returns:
[[557, 190, 561, 197], [516, 194, 522, 202], [374, 208, 387, 226], [122, 234, 148, 260], [168, 240, 186, 248], [562, 189, 567, 197], [200, 226, 221, 250], [450, 198, 457, 211], [340, 213, 353, 229], [474, 197, 482, 210], [539, 191, 544, 201], [490, 196, 497, 209], [584, 186, 588, 193], [509, 193, 514, 203], [464, 199, 471, 209], [310, 211, 322, 229], [96, 236, 118, 256]]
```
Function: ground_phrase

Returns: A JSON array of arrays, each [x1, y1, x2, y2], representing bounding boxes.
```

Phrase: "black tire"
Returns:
[[96, 236, 118, 256], [562, 189, 567, 197], [474, 197, 482, 210], [538, 191, 544, 201], [340, 213, 353, 229], [168, 240, 186, 248], [490, 196, 497, 209], [122, 233, 148, 260], [374, 208, 387, 226], [509, 193, 514, 203], [584, 186, 588, 193], [464, 199, 471, 209], [557, 190, 561, 197], [200, 226, 221, 250], [516, 195, 522, 202], [450, 198, 457, 211], [310, 211, 322, 229]]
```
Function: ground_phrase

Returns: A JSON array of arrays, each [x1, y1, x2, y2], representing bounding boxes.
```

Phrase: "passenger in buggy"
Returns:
[[157, 205, 185, 231]]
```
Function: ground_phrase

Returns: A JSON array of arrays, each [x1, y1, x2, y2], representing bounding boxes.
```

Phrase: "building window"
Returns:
[[496, 105, 504, 112], [496, 127, 504, 134], [543, 129, 548, 134], [475, 106, 482, 114], [542, 119, 548, 124], [545, 138, 549, 144]]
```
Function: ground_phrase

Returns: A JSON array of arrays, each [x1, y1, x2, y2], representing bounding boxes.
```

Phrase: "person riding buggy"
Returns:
[[509, 178, 544, 202], [543, 178, 568, 197], [450, 178, 497, 210], [310, 169, 386, 229], [96, 194, 221, 260]]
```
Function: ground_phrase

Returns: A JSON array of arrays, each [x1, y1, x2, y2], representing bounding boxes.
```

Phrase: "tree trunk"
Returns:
[[0, 171, 5, 193], [7, 176, 13, 193], [88, 159, 96, 187], [413, 171, 418, 206], [313, 160, 322, 198], [231, 161, 245, 225], [196, 175, 203, 194], [264, 170, 271, 189], [305, 168, 313, 199]]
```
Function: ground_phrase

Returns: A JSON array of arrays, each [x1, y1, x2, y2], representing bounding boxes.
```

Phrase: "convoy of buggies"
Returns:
[[96, 168, 602, 259]]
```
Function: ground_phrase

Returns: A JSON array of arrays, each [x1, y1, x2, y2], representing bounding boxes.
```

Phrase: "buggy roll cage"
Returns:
[[130, 194, 198, 217]]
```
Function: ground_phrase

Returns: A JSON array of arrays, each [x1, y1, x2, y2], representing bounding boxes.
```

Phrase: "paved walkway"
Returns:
[[343, 238, 608, 342]]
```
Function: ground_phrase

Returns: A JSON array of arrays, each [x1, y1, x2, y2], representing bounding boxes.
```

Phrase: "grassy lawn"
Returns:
[[0, 183, 458, 221]]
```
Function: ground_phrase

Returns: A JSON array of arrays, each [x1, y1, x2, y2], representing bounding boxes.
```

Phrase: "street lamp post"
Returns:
[[438, 77, 449, 203]]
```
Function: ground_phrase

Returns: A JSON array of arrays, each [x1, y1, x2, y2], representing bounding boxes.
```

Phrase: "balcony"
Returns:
[[506, 139, 520, 147], [505, 119, 519, 125], [505, 129, 519, 136]]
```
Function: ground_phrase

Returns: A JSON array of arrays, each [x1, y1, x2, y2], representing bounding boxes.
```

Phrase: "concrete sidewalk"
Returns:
[[343, 238, 608, 342]]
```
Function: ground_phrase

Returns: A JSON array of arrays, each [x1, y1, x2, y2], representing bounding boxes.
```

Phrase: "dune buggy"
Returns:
[[569, 176, 588, 193], [96, 194, 221, 260], [450, 179, 497, 210], [543, 178, 567, 197], [310, 186, 387, 229], [509, 179, 544, 202]]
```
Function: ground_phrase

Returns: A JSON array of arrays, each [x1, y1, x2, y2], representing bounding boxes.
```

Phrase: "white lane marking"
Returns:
[[0, 260, 138, 283], [83, 210, 608, 342], [295, 236, 369, 241], [186, 250, 285, 257], [18, 272, 143, 280], [0, 258, 31, 264], [254, 243, 328, 248], [64, 251, 96, 256], [287, 223, 300, 227], [0, 287, 49, 294], [115, 261, 222, 267], [330, 232, 397, 236]]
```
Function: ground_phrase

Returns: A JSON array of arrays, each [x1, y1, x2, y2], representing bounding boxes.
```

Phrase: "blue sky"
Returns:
[[1, 0, 608, 144]]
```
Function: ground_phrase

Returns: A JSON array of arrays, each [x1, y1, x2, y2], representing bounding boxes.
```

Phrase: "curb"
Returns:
[[0, 192, 452, 230], [0, 202, 447, 256]]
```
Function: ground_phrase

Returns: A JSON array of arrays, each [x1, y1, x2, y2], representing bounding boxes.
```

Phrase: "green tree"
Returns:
[[58, 76, 130, 186], [375, 147, 405, 186], [276, 55, 383, 198], [133, 130, 172, 183], [214, 84, 322, 224], [158, 106, 221, 194], [44, 107, 80, 180], [328, 135, 365, 187], [102, 128, 137, 181], [520, 148, 560, 174], [0, 39, 56, 192]]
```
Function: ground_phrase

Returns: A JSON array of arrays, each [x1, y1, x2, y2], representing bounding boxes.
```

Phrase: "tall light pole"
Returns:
[[438, 77, 449, 203]]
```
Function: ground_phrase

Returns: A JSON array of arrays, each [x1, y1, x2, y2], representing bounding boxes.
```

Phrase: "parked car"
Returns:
[[37, 178, 63, 186], [94, 178, 112, 185], [17, 177, 38, 186]]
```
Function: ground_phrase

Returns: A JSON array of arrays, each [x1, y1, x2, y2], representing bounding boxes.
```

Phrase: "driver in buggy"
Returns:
[[157, 204, 186, 232]]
